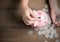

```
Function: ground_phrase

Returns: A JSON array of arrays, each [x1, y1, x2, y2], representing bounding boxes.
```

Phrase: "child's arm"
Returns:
[[49, 0, 59, 13], [20, 0, 29, 8], [18, 0, 37, 25], [49, 0, 60, 26]]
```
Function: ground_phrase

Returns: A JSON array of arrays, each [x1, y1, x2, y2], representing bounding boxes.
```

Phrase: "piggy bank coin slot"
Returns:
[[38, 17, 41, 19]]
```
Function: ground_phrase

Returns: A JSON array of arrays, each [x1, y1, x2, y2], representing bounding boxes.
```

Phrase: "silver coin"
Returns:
[[55, 33, 59, 38], [39, 27, 44, 31], [44, 40, 48, 42], [49, 34, 54, 39], [28, 30, 33, 35], [42, 30, 46, 35], [45, 34, 49, 38], [42, 8, 49, 12], [51, 29, 56, 35], [44, 26, 48, 31], [38, 31, 42, 35], [42, 8, 47, 12], [50, 27, 54, 31], [46, 30, 50, 34], [45, 4, 49, 9], [34, 28, 39, 31], [55, 39, 60, 42]]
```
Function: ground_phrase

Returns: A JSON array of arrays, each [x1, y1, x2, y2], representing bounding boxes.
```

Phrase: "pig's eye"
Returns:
[[38, 17, 41, 18]]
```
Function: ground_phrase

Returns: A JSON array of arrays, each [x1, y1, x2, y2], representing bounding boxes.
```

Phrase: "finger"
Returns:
[[23, 18, 30, 25], [53, 19, 59, 26], [24, 18, 34, 25], [30, 10, 37, 18], [26, 14, 37, 21], [56, 21, 60, 26], [23, 20, 28, 25], [51, 15, 58, 26], [23, 17, 34, 25], [51, 11, 59, 26]]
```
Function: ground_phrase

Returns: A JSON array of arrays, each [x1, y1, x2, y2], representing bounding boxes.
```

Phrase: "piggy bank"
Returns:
[[32, 10, 50, 28]]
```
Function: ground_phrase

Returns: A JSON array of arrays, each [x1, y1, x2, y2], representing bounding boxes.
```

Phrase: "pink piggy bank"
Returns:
[[32, 10, 48, 28]]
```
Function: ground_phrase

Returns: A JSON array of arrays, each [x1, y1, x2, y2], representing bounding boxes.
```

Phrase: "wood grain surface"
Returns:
[[0, 0, 60, 42], [0, 26, 60, 42]]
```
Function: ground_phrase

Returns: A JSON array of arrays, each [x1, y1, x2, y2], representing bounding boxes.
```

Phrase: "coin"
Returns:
[[28, 30, 33, 35], [55, 33, 59, 38], [55, 39, 60, 42], [44, 40, 48, 42], [38, 31, 42, 35]]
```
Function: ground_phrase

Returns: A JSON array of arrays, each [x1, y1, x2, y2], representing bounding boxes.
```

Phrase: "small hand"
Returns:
[[51, 9, 60, 26], [21, 7, 37, 25]]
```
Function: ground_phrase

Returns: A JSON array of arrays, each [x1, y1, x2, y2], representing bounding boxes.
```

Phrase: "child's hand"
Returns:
[[21, 7, 37, 25], [51, 9, 60, 26]]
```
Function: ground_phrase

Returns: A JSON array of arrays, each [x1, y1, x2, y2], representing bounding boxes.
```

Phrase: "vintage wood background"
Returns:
[[0, 0, 60, 42]]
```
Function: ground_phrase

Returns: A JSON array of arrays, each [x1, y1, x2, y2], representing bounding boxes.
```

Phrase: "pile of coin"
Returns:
[[37, 24, 59, 39], [28, 4, 60, 42]]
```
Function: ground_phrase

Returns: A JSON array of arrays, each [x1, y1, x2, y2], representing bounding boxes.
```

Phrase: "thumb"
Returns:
[[30, 10, 37, 18]]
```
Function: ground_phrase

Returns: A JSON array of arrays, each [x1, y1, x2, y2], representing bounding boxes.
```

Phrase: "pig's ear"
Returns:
[[31, 21, 38, 28], [33, 21, 38, 27], [38, 17, 41, 18]]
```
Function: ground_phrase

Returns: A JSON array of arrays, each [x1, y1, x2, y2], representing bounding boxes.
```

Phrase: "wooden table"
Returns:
[[0, 0, 60, 42], [0, 26, 60, 42]]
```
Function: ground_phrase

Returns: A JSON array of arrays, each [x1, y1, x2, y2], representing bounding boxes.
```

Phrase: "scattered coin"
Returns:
[[38, 31, 42, 35], [49, 34, 54, 39], [55, 33, 59, 38], [45, 34, 49, 38], [34, 28, 39, 31], [45, 4, 49, 9], [42, 8, 49, 12], [44, 40, 48, 42], [55, 39, 60, 42], [28, 30, 33, 35]]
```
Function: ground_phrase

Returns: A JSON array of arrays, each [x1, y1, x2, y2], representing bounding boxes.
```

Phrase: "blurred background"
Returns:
[[0, 0, 60, 42]]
